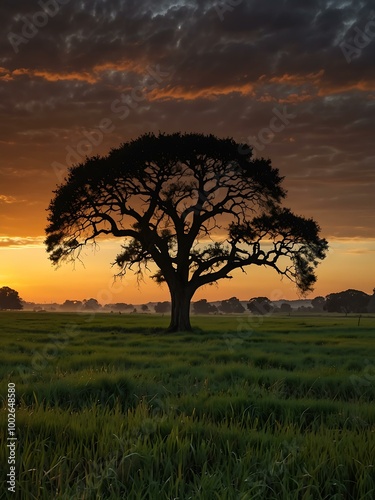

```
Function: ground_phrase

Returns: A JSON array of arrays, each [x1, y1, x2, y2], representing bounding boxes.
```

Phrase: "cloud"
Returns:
[[0, 0, 374, 242], [327, 237, 375, 255], [0, 195, 17, 204], [149, 82, 255, 101], [0, 236, 45, 248], [0, 194, 25, 205]]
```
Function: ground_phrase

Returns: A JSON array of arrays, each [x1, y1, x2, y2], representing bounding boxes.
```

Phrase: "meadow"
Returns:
[[0, 311, 375, 499]]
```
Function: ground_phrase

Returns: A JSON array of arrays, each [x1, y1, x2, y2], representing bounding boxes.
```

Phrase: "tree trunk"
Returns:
[[167, 287, 194, 332]]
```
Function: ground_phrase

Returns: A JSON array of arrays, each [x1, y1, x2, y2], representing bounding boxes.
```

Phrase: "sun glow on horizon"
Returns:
[[1, 237, 374, 304]]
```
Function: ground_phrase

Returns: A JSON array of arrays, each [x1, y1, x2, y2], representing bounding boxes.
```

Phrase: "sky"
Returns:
[[0, 0, 374, 304]]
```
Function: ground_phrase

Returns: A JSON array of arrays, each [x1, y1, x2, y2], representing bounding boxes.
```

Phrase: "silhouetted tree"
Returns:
[[368, 290, 375, 313], [141, 304, 149, 312], [45, 132, 328, 331], [219, 297, 245, 314], [247, 296, 273, 315], [280, 302, 292, 313], [325, 289, 370, 314], [60, 299, 82, 311], [311, 296, 326, 312], [154, 301, 171, 313], [193, 299, 218, 314], [82, 298, 101, 311], [103, 302, 133, 312], [298, 305, 313, 313], [0, 286, 23, 310]]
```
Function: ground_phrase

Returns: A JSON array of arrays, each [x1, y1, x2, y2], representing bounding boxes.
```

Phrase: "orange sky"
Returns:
[[1, 236, 374, 305], [1, 1, 374, 304]]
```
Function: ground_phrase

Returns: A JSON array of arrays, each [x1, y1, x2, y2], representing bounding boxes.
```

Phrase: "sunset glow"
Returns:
[[1, 1, 374, 305]]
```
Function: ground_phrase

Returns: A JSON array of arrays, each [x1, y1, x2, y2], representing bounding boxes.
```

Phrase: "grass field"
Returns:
[[1, 311, 375, 499]]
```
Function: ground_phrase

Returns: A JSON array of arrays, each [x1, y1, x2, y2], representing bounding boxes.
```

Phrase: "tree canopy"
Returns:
[[311, 296, 326, 312], [279, 302, 292, 313], [325, 289, 370, 314], [0, 286, 23, 310], [218, 297, 245, 314], [247, 297, 273, 315], [193, 299, 218, 314], [45, 132, 328, 331], [154, 301, 171, 314]]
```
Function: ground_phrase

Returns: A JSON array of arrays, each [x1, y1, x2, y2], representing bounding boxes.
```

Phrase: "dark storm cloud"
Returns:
[[2, 0, 372, 84], [0, 0, 374, 240]]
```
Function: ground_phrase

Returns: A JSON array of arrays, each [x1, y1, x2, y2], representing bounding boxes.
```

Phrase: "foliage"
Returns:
[[45, 132, 328, 331], [0, 286, 23, 310], [154, 301, 171, 313], [103, 303, 134, 312], [247, 296, 273, 315], [298, 305, 313, 313], [193, 299, 218, 314], [60, 299, 82, 311], [311, 296, 326, 312], [218, 296, 245, 313], [82, 298, 102, 311], [279, 302, 292, 313], [368, 294, 375, 313], [325, 289, 370, 314]]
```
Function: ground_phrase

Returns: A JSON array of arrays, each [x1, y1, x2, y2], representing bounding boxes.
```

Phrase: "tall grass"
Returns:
[[0, 312, 374, 499]]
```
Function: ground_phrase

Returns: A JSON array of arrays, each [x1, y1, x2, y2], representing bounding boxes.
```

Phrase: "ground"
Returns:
[[0, 312, 374, 499]]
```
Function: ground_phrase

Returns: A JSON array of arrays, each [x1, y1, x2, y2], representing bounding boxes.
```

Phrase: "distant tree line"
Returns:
[[193, 297, 245, 314], [192, 289, 375, 315], [59, 299, 171, 314], [1, 286, 374, 315]]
